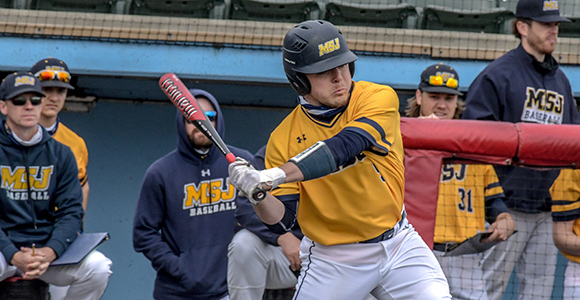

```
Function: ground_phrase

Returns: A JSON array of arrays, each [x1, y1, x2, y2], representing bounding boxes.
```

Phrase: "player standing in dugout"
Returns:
[[229, 20, 451, 299], [406, 63, 516, 299]]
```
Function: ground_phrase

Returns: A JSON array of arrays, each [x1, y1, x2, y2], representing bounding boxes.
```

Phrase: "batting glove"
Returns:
[[229, 158, 261, 203], [259, 167, 286, 190], [228, 157, 254, 190], [228, 158, 286, 205], [245, 167, 286, 204]]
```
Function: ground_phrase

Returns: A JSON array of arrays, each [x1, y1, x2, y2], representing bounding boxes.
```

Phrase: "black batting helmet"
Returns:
[[282, 20, 357, 96]]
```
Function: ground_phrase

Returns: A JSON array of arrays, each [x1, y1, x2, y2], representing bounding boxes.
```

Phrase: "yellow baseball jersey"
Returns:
[[52, 123, 88, 186], [265, 81, 405, 246], [551, 169, 580, 264], [434, 164, 504, 244]]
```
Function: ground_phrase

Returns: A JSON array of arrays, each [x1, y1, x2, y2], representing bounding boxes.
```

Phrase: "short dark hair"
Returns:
[[512, 18, 533, 39]]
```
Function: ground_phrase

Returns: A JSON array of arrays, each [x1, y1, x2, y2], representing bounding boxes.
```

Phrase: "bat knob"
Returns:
[[253, 188, 266, 201], [226, 153, 236, 164]]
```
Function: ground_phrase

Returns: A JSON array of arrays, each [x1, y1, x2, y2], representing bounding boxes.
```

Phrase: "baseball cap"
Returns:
[[30, 57, 75, 90], [0, 71, 46, 100], [418, 63, 463, 96], [515, 0, 570, 23]]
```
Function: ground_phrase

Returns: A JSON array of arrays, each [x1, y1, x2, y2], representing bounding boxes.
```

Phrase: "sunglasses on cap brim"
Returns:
[[428, 75, 458, 89], [34, 70, 71, 83]]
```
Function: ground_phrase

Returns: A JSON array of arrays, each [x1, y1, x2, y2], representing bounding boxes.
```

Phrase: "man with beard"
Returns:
[[133, 89, 253, 300], [462, 0, 580, 299]]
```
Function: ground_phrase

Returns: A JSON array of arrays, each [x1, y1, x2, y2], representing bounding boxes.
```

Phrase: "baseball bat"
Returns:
[[159, 73, 235, 163], [159, 73, 266, 200]]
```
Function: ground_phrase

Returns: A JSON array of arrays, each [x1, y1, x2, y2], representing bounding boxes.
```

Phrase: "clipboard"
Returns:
[[443, 231, 517, 257], [51, 232, 110, 266]]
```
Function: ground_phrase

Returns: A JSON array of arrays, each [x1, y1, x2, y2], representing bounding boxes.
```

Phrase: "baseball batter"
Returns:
[[229, 20, 450, 299]]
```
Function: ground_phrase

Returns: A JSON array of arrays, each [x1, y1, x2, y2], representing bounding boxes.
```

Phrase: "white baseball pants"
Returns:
[[227, 228, 299, 300], [294, 221, 451, 300], [434, 250, 487, 299], [0, 250, 112, 300], [481, 210, 557, 300], [563, 260, 580, 299]]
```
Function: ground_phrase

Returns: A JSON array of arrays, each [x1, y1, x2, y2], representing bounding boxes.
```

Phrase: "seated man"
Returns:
[[0, 72, 112, 300]]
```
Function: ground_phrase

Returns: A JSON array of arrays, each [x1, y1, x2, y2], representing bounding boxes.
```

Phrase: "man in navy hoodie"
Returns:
[[133, 89, 253, 300], [0, 71, 112, 299]]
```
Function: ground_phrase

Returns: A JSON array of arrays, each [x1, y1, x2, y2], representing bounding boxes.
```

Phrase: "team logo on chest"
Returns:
[[521, 87, 564, 124], [441, 164, 474, 213], [440, 164, 467, 182], [183, 178, 236, 216], [1, 165, 53, 200]]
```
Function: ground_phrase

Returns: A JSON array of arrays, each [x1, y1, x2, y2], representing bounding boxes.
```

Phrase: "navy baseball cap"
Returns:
[[515, 0, 570, 23], [30, 57, 75, 90], [418, 63, 463, 96], [0, 71, 46, 100]]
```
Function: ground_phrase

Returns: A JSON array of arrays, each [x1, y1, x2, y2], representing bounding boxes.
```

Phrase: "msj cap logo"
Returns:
[[544, 1, 558, 11], [15, 75, 36, 87], [318, 38, 340, 57], [436, 71, 455, 82]]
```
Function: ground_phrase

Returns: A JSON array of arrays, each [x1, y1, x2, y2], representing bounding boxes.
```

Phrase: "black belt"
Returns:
[[433, 242, 459, 253], [360, 211, 407, 244]]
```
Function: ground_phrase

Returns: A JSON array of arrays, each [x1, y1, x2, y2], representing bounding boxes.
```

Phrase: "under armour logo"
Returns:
[[296, 134, 307, 143], [201, 169, 211, 177]]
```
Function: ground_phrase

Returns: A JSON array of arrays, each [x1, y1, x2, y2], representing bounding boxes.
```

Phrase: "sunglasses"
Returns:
[[205, 111, 217, 122], [10, 96, 42, 106], [428, 75, 458, 89], [34, 70, 71, 83]]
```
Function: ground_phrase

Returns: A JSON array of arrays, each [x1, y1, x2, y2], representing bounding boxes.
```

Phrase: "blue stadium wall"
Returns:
[[0, 35, 577, 299]]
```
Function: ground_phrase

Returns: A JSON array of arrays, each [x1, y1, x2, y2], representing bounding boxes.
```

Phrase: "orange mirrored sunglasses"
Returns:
[[34, 70, 71, 83], [428, 75, 458, 89]]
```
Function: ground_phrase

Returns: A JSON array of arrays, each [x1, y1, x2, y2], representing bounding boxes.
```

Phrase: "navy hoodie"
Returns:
[[133, 89, 253, 300], [0, 121, 83, 262], [463, 44, 580, 213]]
